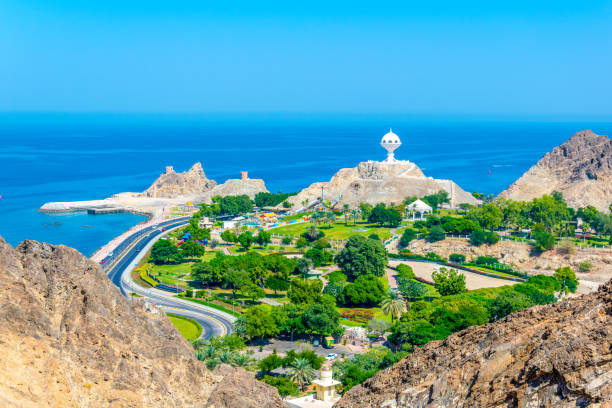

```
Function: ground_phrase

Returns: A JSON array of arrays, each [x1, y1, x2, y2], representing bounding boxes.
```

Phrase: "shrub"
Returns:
[[295, 237, 308, 248], [469, 230, 499, 246], [139, 267, 158, 287], [554, 266, 578, 293], [395, 264, 415, 279], [557, 239, 576, 254], [368, 233, 380, 241], [185, 289, 194, 298], [534, 231, 556, 251], [195, 289, 206, 298], [399, 228, 417, 248], [282, 236, 293, 245], [578, 261, 592, 273], [258, 375, 299, 397], [327, 270, 348, 284], [427, 225, 446, 242], [448, 253, 466, 263], [432, 268, 466, 296], [474, 256, 498, 265]]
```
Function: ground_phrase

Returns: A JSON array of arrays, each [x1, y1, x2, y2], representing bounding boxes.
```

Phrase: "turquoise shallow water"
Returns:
[[0, 113, 610, 255]]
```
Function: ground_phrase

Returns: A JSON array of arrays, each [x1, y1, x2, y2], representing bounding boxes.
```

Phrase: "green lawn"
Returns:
[[270, 221, 394, 241], [147, 251, 221, 288], [166, 313, 203, 340]]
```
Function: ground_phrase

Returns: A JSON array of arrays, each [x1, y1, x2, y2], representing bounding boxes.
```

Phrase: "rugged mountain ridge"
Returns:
[[140, 162, 268, 201], [140, 162, 218, 198], [499, 130, 612, 211], [335, 280, 612, 408], [0, 236, 285, 408], [288, 160, 479, 208]]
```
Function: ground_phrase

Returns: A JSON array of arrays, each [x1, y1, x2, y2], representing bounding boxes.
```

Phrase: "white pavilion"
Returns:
[[406, 199, 432, 220]]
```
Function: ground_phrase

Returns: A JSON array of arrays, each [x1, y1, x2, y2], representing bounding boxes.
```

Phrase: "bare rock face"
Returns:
[[0, 236, 285, 408], [335, 280, 612, 408], [141, 162, 217, 198], [499, 130, 612, 211], [288, 161, 479, 208], [205, 177, 269, 201]]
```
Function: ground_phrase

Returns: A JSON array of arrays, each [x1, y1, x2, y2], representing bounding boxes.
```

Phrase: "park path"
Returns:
[[389, 260, 516, 290]]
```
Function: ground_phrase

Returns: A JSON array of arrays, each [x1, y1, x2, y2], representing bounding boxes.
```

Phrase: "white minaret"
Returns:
[[380, 128, 401, 162]]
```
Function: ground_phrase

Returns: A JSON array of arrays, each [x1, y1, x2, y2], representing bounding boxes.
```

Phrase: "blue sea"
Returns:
[[1, 113, 610, 256]]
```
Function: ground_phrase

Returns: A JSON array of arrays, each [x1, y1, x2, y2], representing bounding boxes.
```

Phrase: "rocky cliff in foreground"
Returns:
[[499, 130, 612, 211], [0, 236, 285, 408], [335, 280, 612, 408]]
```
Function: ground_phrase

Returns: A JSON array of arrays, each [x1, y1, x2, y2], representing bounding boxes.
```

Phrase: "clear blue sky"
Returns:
[[2, 1, 612, 117]]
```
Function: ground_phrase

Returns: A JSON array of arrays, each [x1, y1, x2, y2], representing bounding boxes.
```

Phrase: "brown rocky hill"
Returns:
[[288, 161, 479, 208], [335, 280, 612, 408], [141, 162, 218, 198], [0, 236, 285, 408], [499, 130, 612, 211]]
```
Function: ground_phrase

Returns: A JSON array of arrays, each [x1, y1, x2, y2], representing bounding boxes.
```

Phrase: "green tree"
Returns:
[[301, 303, 343, 337], [304, 248, 332, 267], [296, 257, 312, 280], [334, 235, 388, 279], [244, 306, 279, 340], [286, 358, 316, 391], [399, 228, 417, 248], [265, 275, 290, 295], [241, 283, 266, 304], [295, 237, 308, 248], [220, 230, 237, 243], [533, 231, 555, 251], [258, 353, 284, 374], [150, 239, 183, 264], [287, 278, 323, 304], [180, 240, 205, 258], [342, 275, 387, 306], [427, 225, 446, 242], [470, 203, 503, 231], [255, 230, 272, 247], [396, 278, 427, 305], [237, 231, 254, 250], [224, 268, 249, 299], [359, 202, 373, 221], [191, 261, 220, 287], [490, 291, 534, 321], [432, 268, 466, 296], [367, 319, 391, 338], [422, 190, 450, 212], [554, 266, 578, 293], [380, 289, 406, 323]]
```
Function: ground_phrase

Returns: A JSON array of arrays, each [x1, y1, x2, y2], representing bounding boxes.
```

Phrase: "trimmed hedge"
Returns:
[[139, 267, 159, 287]]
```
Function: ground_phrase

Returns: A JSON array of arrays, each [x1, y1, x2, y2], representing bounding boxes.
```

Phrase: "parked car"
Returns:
[[325, 353, 337, 361]]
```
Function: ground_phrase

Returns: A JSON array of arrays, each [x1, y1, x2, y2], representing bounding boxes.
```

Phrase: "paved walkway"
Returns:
[[389, 260, 517, 290]]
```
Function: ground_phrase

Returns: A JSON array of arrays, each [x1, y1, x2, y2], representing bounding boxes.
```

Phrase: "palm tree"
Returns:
[[350, 209, 359, 225], [232, 352, 254, 368], [343, 204, 350, 225], [286, 358, 316, 391], [380, 289, 407, 323]]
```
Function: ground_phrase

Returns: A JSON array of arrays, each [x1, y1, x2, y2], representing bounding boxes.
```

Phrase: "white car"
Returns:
[[325, 353, 337, 361]]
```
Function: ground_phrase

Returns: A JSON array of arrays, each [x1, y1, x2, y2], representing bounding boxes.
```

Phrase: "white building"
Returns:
[[285, 364, 340, 408], [406, 199, 433, 219]]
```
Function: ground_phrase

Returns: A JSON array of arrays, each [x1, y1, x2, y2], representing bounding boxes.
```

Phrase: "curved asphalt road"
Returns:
[[104, 218, 235, 340]]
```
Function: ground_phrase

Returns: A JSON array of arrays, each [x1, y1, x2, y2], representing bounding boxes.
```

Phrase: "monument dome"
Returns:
[[381, 129, 401, 162]]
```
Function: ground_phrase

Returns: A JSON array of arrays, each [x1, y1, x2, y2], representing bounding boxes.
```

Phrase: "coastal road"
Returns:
[[104, 218, 235, 340]]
